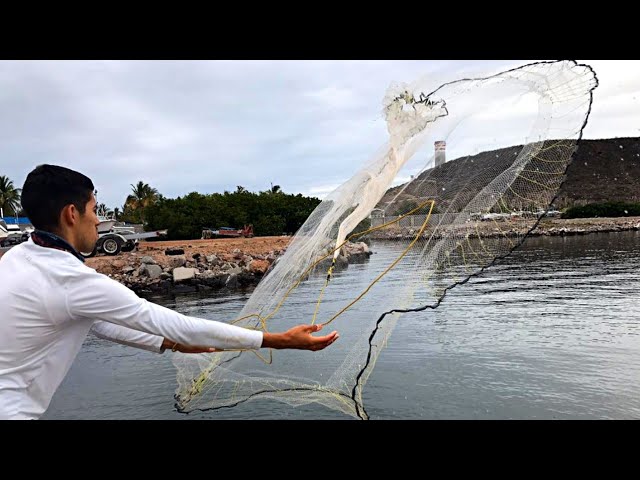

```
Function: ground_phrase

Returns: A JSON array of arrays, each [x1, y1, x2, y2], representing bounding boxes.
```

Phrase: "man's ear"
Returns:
[[59, 204, 77, 228]]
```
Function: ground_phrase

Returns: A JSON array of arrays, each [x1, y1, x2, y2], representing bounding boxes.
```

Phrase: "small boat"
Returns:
[[98, 216, 117, 234]]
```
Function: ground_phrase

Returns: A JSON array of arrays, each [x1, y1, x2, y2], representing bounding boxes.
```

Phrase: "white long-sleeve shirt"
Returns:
[[0, 239, 263, 420], [89, 320, 166, 353]]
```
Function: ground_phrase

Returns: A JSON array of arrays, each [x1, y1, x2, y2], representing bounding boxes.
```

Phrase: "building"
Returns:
[[435, 140, 446, 167]]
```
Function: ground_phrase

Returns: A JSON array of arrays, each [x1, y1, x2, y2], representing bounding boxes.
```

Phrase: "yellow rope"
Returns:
[[181, 199, 437, 398], [321, 200, 435, 326], [311, 261, 334, 325]]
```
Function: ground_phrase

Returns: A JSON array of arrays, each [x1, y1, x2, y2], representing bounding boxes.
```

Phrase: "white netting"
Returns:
[[173, 60, 598, 419]]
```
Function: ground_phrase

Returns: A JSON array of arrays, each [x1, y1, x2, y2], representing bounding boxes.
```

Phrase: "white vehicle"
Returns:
[[81, 229, 168, 257], [98, 216, 118, 234], [0, 221, 21, 239], [481, 212, 510, 221]]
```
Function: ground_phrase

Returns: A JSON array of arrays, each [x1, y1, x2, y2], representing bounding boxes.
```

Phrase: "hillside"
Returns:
[[378, 137, 640, 212]]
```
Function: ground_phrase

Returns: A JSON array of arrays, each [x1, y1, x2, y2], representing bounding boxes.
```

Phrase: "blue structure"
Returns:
[[1, 217, 32, 225]]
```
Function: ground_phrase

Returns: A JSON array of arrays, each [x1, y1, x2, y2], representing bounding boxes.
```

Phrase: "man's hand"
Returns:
[[262, 324, 339, 351], [161, 338, 221, 354]]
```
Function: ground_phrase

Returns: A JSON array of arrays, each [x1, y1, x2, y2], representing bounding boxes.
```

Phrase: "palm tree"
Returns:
[[126, 181, 159, 223], [270, 184, 282, 194], [97, 203, 109, 217], [0, 175, 21, 217], [113, 207, 121, 220]]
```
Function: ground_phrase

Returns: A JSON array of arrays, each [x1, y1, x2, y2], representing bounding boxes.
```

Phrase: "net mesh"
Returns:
[[173, 60, 598, 419]]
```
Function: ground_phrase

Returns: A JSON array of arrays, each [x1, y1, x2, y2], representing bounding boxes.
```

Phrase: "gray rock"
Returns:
[[168, 255, 186, 269], [173, 267, 197, 282], [225, 273, 239, 288], [335, 254, 349, 269], [198, 270, 216, 280], [146, 264, 163, 279], [205, 273, 228, 288], [226, 266, 243, 275]]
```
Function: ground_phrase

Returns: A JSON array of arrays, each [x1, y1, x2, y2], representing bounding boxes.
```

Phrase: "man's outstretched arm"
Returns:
[[90, 321, 165, 353], [72, 268, 339, 352], [164, 324, 339, 353]]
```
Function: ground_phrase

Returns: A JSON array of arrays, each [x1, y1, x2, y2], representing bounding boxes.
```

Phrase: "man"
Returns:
[[0, 164, 339, 420]]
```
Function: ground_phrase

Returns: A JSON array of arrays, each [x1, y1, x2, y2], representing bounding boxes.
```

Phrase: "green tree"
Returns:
[[123, 181, 159, 224], [270, 184, 282, 194], [145, 186, 321, 240], [96, 203, 111, 217], [0, 175, 21, 217]]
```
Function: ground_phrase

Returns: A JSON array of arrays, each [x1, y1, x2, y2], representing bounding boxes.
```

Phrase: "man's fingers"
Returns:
[[312, 331, 339, 344], [312, 333, 339, 351]]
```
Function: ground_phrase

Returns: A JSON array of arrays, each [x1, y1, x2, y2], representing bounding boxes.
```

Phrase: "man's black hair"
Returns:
[[21, 164, 95, 232]]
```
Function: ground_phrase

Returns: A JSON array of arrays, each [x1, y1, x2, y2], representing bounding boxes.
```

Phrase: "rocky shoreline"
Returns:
[[529, 216, 640, 237], [3, 216, 637, 296], [85, 237, 372, 297], [367, 216, 640, 241]]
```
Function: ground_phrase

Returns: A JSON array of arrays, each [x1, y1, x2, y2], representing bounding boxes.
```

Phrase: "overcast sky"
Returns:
[[1, 60, 638, 210]]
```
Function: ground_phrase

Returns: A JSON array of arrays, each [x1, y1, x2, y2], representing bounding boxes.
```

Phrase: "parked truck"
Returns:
[[201, 224, 254, 239]]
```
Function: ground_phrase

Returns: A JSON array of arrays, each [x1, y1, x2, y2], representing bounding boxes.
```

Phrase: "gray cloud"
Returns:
[[0, 60, 636, 210]]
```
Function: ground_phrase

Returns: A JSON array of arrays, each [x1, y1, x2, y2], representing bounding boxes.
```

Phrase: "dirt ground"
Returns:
[[84, 236, 292, 271]]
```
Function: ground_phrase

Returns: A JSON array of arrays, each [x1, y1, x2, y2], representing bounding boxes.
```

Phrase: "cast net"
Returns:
[[173, 60, 598, 419]]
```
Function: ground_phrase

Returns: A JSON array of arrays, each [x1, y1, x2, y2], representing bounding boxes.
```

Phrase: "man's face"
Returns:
[[76, 193, 100, 253]]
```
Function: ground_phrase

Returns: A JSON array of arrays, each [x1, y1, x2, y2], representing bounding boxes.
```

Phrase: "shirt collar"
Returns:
[[30, 230, 86, 263]]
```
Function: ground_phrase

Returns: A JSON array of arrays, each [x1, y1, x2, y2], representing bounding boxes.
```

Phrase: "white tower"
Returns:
[[435, 141, 446, 167]]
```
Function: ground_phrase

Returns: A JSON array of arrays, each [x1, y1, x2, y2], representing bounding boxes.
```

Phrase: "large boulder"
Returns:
[[173, 267, 197, 282]]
